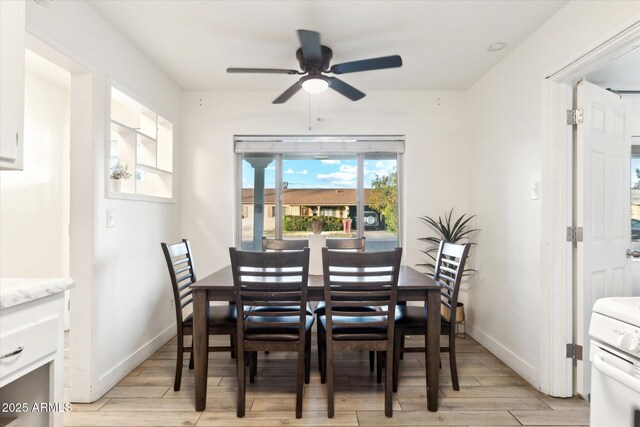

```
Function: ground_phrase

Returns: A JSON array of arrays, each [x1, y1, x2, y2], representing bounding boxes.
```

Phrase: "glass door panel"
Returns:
[[282, 155, 357, 240], [632, 145, 640, 243], [241, 154, 275, 251], [364, 154, 398, 251]]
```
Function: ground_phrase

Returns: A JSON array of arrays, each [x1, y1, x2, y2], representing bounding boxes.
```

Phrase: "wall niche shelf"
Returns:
[[108, 86, 174, 202]]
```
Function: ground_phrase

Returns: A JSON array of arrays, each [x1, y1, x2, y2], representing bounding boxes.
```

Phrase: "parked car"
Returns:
[[632, 218, 640, 240], [363, 211, 380, 229]]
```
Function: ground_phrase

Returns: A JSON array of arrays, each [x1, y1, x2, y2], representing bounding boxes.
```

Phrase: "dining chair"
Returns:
[[314, 238, 378, 372], [229, 247, 313, 418], [318, 247, 402, 418], [161, 239, 236, 391], [392, 240, 470, 392]]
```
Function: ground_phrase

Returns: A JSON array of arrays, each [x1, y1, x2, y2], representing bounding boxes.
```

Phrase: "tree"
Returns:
[[633, 168, 640, 190], [369, 170, 398, 233]]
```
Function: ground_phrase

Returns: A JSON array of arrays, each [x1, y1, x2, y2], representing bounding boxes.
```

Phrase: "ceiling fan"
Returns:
[[226, 29, 403, 104]]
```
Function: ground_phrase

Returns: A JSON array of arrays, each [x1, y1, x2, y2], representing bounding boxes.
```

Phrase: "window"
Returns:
[[108, 86, 174, 201], [235, 136, 404, 251]]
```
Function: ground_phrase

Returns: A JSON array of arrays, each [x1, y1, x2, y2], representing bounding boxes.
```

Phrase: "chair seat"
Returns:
[[183, 304, 237, 327], [251, 303, 314, 315], [244, 315, 314, 341], [319, 315, 388, 340], [314, 300, 379, 316], [394, 305, 450, 330]]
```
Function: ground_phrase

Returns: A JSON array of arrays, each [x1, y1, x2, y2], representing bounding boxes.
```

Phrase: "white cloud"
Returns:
[[285, 168, 294, 174], [321, 159, 341, 164], [375, 161, 384, 168], [339, 164, 357, 173], [299, 169, 308, 175], [317, 171, 357, 187]]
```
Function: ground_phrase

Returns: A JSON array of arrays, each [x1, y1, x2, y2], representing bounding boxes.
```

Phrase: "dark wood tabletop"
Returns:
[[190, 264, 442, 413]]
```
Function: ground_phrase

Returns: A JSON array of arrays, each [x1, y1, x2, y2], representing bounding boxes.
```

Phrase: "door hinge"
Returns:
[[566, 226, 583, 242], [566, 343, 583, 361], [566, 108, 584, 125]]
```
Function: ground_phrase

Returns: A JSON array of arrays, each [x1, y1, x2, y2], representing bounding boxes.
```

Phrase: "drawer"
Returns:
[[0, 315, 58, 385]]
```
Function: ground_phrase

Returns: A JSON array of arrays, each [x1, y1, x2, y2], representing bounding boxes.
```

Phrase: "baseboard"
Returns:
[[465, 321, 541, 389], [92, 324, 176, 400]]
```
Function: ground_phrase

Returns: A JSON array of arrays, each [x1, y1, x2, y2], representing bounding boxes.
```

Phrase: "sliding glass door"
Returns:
[[236, 136, 404, 251]]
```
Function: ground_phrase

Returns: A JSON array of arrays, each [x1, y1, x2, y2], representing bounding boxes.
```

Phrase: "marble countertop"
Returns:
[[0, 278, 75, 309]]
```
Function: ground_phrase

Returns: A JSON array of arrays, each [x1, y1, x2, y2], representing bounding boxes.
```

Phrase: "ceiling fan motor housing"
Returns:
[[296, 46, 333, 73]]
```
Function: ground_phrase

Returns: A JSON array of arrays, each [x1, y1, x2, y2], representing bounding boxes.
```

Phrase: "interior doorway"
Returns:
[[24, 33, 95, 403], [540, 21, 640, 399]]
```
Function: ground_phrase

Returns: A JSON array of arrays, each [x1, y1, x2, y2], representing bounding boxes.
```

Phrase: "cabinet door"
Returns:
[[0, 0, 25, 170]]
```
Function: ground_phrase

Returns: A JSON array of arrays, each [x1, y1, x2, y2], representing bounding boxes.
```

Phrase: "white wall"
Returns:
[[180, 91, 469, 277], [465, 0, 640, 387], [0, 69, 69, 277], [26, 0, 182, 400]]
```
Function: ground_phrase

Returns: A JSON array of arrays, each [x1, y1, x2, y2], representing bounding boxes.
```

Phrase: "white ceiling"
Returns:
[[85, 0, 567, 92]]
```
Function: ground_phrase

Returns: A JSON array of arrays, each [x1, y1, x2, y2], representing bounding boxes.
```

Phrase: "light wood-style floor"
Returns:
[[63, 331, 589, 426]]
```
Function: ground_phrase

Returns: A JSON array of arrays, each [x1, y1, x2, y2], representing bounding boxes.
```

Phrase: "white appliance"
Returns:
[[589, 297, 640, 427]]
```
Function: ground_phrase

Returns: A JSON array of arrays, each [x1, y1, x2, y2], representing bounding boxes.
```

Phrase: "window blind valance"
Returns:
[[234, 135, 405, 154]]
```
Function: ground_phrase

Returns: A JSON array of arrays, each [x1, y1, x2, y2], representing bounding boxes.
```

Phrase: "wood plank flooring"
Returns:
[[63, 332, 589, 426]]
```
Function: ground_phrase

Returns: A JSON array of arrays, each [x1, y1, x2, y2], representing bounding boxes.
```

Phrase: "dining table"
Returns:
[[190, 264, 442, 412]]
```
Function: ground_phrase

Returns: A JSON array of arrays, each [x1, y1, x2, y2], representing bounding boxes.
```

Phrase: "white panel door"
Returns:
[[575, 80, 631, 397]]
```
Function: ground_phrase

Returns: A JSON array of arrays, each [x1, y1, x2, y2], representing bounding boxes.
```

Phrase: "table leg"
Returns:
[[426, 288, 440, 411], [193, 289, 209, 411]]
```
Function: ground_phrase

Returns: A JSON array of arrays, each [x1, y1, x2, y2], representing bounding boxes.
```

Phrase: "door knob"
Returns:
[[627, 249, 640, 259]]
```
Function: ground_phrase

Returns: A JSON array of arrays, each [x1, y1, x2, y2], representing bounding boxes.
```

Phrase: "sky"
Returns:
[[242, 158, 397, 189]]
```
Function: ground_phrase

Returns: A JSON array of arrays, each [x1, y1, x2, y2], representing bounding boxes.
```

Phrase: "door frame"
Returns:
[[540, 16, 640, 397], [24, 31, 97, 402]]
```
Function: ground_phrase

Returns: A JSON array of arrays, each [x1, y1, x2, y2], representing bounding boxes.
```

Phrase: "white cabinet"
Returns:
[[0, 279, 73, 427], [0, 0, 25, 170]]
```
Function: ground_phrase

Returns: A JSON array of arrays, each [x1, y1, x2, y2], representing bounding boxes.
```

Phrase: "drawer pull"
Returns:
[[1, 346, 24, 359]]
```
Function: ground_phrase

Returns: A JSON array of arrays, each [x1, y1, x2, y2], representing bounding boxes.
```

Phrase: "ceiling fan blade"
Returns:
[[327, 77, 365, 101], [297, 29, 322, 64], [227, 67, 300, 75], [330, 55, 403, 74], [273, 81, 303, 104]]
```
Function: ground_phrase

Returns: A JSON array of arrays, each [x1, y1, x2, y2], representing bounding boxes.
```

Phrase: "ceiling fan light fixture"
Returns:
[[301, 75, 329, 94]]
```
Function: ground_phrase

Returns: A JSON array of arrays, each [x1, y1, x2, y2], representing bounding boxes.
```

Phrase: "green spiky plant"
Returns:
[[417, 208, 478, 276]]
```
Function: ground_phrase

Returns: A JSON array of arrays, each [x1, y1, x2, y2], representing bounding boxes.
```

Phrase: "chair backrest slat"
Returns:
[[433, 241, 471, 324], [326, 237, 365, 251], [230, 248, 310, 341], [322, 247, 402, 340], [162, 239, 198, 324], [262, 237, 309, 252]]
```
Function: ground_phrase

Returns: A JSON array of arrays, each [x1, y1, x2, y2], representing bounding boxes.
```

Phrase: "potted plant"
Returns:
[[418, 208, 479, 335], [417, 208, 478, 275], [110, 161, 131, 193]]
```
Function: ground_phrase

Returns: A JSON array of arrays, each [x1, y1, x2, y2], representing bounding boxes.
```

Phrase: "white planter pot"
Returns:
[[110, 179, 121, 193]]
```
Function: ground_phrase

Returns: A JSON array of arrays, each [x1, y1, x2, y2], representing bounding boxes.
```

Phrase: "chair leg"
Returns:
[[236, 345, 246, 417], [316, 317, 323, 373], [188, 350, 194, 370], [369, 351, 375, 372], [305, 331, 311, 384], [385, 343, 393, 417], [326, 340, 335, 418], [174, 334, 184, 391], [319, 326, 326, 384], [376, 351, 383, 384], [399, 335, 405, 360], [230, 333, 236, 359], [449, 332, 459, 391], [295, 342, 305, 418], [393, 332, 402, 392], [249, 351, 257, 384]]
